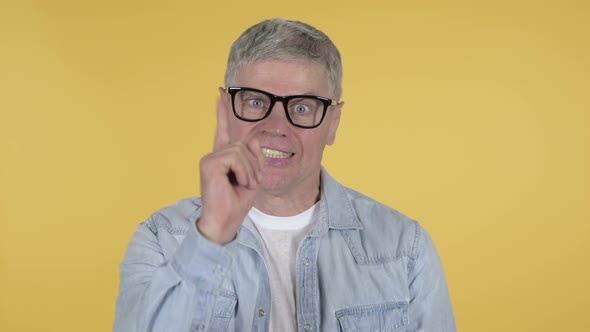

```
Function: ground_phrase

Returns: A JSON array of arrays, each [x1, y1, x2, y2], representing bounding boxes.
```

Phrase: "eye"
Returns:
[[293, 104, 310, 114], [248, 99, 265, 108]]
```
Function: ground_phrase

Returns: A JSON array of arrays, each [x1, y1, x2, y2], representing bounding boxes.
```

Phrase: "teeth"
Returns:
[[261, 148, 293, 159]]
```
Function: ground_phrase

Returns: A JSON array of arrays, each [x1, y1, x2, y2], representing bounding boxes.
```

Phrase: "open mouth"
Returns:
[[261, 147, 294, 159]]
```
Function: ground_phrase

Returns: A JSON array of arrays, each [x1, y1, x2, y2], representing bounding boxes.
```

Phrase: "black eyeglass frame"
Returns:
[[225, 87, 338, 129]]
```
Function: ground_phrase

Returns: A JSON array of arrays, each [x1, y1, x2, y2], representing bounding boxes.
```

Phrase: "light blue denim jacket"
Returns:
[[114, 168, 456, 331]]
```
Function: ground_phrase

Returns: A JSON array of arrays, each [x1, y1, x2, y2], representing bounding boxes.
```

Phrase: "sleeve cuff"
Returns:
[[171, 220, 233, 286]]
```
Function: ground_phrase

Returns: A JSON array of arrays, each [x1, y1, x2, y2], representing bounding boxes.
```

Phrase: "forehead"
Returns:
[[233, 60, 330, 97]]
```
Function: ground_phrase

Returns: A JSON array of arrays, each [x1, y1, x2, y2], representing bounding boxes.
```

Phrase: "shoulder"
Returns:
[[342, 187, 424, 260]]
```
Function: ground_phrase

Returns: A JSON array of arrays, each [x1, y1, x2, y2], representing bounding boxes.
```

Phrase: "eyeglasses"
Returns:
[[225, 87, 338, 129]]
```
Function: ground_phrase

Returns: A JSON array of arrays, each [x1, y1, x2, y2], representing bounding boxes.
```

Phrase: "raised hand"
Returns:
[[196, 94, 265, 245]]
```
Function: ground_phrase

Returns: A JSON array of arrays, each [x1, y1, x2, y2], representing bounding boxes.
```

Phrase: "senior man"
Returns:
[[114, 18, 456, 332]]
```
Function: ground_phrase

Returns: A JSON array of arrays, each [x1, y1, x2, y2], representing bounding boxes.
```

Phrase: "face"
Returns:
[[221, 60, 342, 198]]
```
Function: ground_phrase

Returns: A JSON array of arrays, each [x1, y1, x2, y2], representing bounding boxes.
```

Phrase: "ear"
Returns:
[[218, 86, 231, 108], [326, 101, 343, 146]]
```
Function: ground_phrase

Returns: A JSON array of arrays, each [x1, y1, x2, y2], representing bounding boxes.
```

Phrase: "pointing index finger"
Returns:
[[214, 89, 230, 151]]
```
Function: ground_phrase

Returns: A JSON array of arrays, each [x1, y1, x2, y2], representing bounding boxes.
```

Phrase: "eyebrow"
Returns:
[[272, 91, 321, 97], [299, 91, 325, 97]]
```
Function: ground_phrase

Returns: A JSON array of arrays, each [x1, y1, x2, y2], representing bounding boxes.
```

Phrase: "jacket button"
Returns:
[[258, 309, 265, 317], [302, 258, 310, 266], [303, 323, 312, 331]]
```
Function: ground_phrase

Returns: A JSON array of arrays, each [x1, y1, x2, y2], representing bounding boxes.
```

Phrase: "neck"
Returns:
[[254, 175, 321, 217]]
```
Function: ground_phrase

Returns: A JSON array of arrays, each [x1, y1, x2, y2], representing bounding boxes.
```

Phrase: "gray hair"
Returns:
[[224, 18, 343, 100]]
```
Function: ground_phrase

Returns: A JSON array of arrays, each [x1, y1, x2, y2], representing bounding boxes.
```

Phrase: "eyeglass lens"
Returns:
[[234, 90, 325, 127]]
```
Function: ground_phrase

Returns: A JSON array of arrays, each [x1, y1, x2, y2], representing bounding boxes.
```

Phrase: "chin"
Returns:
[[260, 175, 291, 192]]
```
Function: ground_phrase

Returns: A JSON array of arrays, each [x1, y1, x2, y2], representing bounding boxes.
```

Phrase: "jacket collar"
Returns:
[[317, 166, 363, 233], [238, 166, 362, 247]]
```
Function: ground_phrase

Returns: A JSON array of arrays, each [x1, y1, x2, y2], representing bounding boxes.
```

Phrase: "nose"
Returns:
[[260, 101, 290, 135]]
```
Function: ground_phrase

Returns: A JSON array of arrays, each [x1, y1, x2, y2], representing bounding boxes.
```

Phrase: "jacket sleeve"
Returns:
[[406, 225, 456, 331], [113, 215, 234, 332]]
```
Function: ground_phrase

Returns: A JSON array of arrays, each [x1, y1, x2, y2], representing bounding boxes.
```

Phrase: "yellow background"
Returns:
[[1, 0, 589, 331]]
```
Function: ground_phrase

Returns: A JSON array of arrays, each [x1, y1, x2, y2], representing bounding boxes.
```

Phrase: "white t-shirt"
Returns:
[[248, 203, 318, 332]]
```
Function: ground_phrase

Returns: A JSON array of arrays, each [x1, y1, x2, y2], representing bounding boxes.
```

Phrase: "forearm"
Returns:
[[114, 220, 234, 332]]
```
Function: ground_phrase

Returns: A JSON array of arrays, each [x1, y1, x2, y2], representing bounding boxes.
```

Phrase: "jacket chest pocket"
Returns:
[[336, 302, 409, 332], [191, 291, 237, 332]]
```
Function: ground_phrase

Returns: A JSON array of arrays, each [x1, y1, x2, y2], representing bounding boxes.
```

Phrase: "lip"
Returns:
[[264, 155, 293, 167]]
